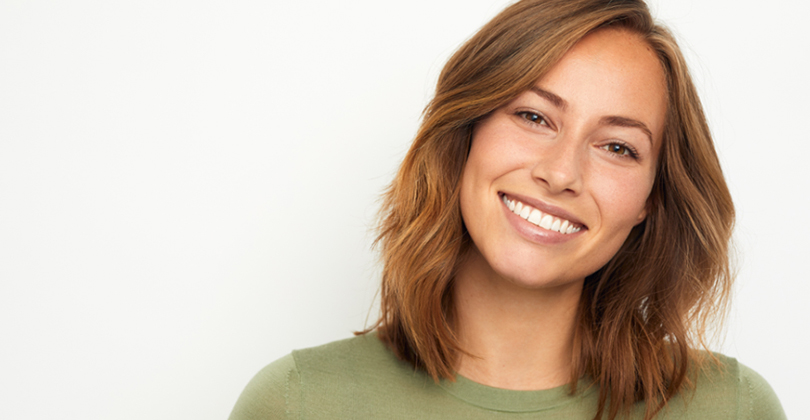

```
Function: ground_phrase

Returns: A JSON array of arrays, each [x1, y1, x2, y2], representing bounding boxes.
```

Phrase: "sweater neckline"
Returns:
[[438, 374, 597, 413]]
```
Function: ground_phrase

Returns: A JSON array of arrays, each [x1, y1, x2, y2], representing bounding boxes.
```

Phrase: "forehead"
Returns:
[[536, 28, 668, 143]]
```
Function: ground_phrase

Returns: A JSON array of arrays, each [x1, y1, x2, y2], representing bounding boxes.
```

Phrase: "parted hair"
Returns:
[[365, 1, 735, 419]]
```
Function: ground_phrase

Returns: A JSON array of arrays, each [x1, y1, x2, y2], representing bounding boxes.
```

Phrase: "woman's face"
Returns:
[[459, 28, 667, 289]]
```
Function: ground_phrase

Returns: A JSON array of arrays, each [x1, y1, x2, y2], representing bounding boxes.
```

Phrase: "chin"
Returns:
[[490, 257, 587, 291], [509, 273, 584, 291]]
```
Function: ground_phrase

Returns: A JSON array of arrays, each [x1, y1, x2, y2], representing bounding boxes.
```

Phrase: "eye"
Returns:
[[601, 142, 639, 159], [516, 111, 549, 127]]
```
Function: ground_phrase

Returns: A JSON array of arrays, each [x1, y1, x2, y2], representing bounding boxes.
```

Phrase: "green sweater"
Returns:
[[229, 334, 785, 419]]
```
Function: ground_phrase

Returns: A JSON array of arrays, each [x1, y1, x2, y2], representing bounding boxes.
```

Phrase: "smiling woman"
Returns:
[[459, 29, 663, 294], [229, 0, 786, 419]]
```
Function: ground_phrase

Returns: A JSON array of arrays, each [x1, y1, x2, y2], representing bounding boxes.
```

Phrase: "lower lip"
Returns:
[[501, 197, 585, 245]]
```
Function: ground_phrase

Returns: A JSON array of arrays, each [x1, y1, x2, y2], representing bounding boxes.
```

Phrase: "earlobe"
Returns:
[[635, 199, 652, 225], [636, 196, 655, 225], [635, 208, 647, 225]]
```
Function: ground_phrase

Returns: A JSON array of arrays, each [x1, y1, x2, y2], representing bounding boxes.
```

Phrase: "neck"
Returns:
[[452, 249, 583, 390]]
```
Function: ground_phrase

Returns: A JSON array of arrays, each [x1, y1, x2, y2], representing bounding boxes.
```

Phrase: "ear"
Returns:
[[635, 194, 654, 225], [634, 207, 647, 225]]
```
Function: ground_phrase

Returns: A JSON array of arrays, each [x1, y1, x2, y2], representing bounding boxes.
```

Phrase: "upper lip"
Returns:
[[500, 191, 587, 228]]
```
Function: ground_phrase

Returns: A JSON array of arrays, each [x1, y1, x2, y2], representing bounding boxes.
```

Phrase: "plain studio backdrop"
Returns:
[[1, 1, 807, 419]]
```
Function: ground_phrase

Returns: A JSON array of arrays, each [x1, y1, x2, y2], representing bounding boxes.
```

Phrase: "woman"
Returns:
[[230, 0, 785, 418]]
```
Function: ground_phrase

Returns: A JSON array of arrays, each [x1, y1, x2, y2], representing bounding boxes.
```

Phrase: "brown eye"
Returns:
[[607, 144, 629, 155], [601, 142, 638, 159], [517, 111, 548, 126]]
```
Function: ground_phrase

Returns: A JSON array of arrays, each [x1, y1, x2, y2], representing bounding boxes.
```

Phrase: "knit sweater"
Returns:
[[229, 334, 785, 419]]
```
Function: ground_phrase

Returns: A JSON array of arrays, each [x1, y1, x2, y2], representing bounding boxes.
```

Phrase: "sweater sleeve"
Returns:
[[228, 354, 301, 420], [737, 363, 786, 420]]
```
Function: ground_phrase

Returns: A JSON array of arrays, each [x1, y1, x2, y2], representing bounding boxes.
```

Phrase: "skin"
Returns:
[[454, 28, 667, 390]]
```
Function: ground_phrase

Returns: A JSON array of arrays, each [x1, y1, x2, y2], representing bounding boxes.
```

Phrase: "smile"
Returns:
[[502, 195, 583, 234]]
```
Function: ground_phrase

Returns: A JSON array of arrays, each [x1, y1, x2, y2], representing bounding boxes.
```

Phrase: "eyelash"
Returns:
[[515, 109, 640, 160], [601, 141, 639, 159], [515, 110, 550, 128]]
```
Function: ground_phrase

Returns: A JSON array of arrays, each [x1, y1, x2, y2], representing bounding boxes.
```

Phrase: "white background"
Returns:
[[1, 0, 807, 419]]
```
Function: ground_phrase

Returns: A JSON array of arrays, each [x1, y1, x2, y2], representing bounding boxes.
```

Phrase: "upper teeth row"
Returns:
[[502, 195, 582, 234]]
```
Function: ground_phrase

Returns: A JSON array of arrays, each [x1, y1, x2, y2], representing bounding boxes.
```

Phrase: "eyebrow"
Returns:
[[599, 115, 654, 144], [529, 87, 568, 111], [529, 87, 653, 144]]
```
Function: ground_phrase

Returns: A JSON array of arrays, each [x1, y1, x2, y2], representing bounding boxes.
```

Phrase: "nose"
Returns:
[[530, 136, 583, 195]]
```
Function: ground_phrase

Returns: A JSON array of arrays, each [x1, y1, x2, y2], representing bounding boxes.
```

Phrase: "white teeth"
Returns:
[[501, 195, 582, 234], [519, 206, 531, 219], [527, 209, 542, 224]]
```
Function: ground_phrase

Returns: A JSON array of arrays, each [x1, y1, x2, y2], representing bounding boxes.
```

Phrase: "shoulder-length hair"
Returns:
[[366, 1, 735, 419]]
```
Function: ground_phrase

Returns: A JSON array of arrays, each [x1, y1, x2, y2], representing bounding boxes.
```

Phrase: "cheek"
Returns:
[[460, 124, 521, 238], [459, 171, 476, 228], [592, 170, 654, 228], [460, 128, 511, 204], [459, 146, 488, 232]]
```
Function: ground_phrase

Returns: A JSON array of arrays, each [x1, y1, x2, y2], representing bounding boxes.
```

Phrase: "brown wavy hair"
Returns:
[[364, 0, 735, 419]]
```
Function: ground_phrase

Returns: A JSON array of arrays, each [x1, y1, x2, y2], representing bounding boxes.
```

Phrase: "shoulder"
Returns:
[[731, 358, 786, 420], [228, 353, 299, 420], [288, 333, 437, 402], [228, 333, 434, 420], [663, 352, 786, 420], [290, 332, 407, 378]]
